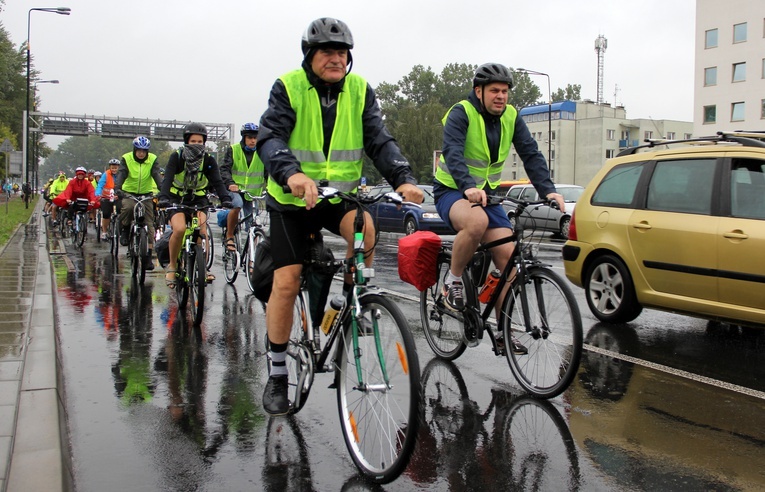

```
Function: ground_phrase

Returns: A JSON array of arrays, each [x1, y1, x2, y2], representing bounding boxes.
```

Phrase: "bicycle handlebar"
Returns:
[[282, 184, 420, 208]]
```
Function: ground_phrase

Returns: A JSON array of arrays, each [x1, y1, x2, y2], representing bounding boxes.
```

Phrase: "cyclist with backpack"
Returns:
[[95, 159, 121, 241]]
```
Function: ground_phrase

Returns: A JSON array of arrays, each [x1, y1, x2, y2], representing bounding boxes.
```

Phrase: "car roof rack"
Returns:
[[616, 130, 765, 157]]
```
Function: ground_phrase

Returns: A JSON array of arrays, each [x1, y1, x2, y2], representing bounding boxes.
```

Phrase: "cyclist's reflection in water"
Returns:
[[262, 417, 314, 492], [408, 358, 582, 491], [93, 255, 122, 341], [579, 323, 639, 402], [112, 279, 156, 405]]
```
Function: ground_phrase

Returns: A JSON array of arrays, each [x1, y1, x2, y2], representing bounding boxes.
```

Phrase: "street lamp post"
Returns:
[[516, 68, 552, 170], [25, 7, 71, 199], [31, 80, 59, 193]]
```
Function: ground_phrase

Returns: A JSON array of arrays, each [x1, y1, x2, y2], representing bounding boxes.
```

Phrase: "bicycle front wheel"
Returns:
[[177, 249, 190, 308], [95, 211, 102, 243], [203, 222, 214, 271], [335, 293, 421, 484], [223, 231, 241, 284], [500, 267, 582, 399], [245, 230, 267, 294], [188, 244, 206, 326], [420, 258, 467, 360], [110, 219, 119, 258]]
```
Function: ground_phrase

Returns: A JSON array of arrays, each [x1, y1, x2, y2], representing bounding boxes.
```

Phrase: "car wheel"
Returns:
[[584, 254, 642, 323], [404, 217, 417, 235], [559, 216, 571, 239]]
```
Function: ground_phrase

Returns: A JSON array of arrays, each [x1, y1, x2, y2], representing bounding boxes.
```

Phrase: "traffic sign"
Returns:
[[0, 139, 13, 153]]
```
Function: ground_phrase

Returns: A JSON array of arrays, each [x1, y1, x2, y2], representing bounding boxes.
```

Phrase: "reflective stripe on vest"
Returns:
[[170, 149, 209, 196], [266, 69, 366, 207], [122, 152, 158, 194], [435, 101, 516, 190], [231, 144, 265, 199]]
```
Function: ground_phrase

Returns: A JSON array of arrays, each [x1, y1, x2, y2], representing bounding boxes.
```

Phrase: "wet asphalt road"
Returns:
[[51, 226, 765, 491]]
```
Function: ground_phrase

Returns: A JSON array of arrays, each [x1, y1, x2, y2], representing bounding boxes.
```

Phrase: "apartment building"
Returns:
[[507, 101, 693, 187], [694, 0, 765, 134]]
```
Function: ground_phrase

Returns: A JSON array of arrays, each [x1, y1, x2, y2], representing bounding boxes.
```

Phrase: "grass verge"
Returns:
[[0, 195, 38, 248]]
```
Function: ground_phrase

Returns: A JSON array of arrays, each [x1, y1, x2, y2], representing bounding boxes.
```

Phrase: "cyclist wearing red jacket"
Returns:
[[53, 166, 97, 225]]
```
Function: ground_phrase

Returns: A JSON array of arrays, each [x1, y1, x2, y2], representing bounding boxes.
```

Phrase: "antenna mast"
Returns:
[[595, 35, 607, 104]]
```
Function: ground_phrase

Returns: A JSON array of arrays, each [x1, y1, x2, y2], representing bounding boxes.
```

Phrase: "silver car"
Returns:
[[504, 184, 584, 238]]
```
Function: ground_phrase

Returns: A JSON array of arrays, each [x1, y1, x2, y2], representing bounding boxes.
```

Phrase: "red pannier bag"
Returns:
[[398, 231, 442, 291]]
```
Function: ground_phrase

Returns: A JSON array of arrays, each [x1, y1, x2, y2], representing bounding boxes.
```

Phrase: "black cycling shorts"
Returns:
[[268, 200, 354, 269]]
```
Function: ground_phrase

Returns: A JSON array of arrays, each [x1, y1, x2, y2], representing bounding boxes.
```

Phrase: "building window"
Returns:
[[731, 102, 745, 122], [704, 105, 716, 124], [551, 131, 556, 141], [512, 153, 517, 165], [684, 133, 693, 140], [667, 132, 676, 140], [761, 99, 765, 119], [704, 67, 717, 86], [732, 62, 746, 82], [644, 131, 653, 140], [733, 22, 747, 43], [607, 129, 615, 140], [762, 58, 764, 78], [550, 149, 555, 161], [606, 149, 616, 159], [705, 28, 718, 48]]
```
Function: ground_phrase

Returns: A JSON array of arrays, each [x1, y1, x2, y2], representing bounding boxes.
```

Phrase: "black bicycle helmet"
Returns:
[[183, 122, 208, 144], [301, 17, 354, 56], [473, 63, 514, 89]]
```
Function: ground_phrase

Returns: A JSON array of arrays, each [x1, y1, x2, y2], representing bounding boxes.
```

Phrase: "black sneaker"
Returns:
[[145, 252, 155, 271], [119, 228, 130, 246], [263, 375, 289, 415], [442, 280, 464, 311], [496, 335, 529, 355]]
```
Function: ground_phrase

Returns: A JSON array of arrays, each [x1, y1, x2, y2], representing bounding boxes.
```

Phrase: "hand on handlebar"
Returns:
[[546, 192, 566, 213], [464, 187, 487, 207], [394, 183, 424, 205], [286, 173, 318, 210]]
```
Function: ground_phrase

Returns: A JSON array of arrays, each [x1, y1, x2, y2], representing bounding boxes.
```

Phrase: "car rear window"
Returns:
[[591, 163, 643, 206]]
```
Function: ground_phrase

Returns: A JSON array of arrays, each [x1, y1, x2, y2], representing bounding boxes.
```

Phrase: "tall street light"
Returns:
[[25, 7, 71, 193], [32, 79, 59, 193], [516, 68, 552, 170]]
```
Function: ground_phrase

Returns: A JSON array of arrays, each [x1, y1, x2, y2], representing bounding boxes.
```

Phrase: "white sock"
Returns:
[[269, 350, 288, 377], [445, 271, 461, 285]]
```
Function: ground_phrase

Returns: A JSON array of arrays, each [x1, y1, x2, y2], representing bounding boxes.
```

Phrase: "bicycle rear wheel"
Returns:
[[420, 258, 467, 360], [500, 267, 582, 399], [188, 244, 206, 326], [223, 231, 241, 284], [246, 229, 267, 294], [335, 293, 420, 484]]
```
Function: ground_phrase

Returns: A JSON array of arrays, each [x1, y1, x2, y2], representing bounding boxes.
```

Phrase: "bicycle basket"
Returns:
[[398, 231, 441, 291]]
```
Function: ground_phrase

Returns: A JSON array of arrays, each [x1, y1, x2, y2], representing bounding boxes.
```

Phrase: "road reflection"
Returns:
[[409, 358, 581, 490]]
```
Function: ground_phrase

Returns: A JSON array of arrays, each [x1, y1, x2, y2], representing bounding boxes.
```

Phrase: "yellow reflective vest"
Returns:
[[121, 152, 158, 194], [266, 69, 366, 206], [230, 144, 264, 199], [435, 101, 517, 191]]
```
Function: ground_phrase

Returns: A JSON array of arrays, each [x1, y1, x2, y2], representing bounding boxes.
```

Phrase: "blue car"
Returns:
[[367, 184, 454, 235]]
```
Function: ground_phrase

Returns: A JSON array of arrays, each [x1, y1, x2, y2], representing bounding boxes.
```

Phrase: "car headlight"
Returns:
[[422, 213, 440, 219]]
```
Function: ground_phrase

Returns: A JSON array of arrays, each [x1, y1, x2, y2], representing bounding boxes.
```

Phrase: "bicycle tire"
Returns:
[[500, 267, 582, 399], [138, 228, 148, 285], [420, 258, 467, 360], [223, 230, 241, 284], [95, 210, 102, 243], [335, 293, 421, 484], [245, 230, 267, 294], [177, 249, 190, 308], [188, 243, 206, 326], [421, 358, 470, 443], [130, 232, 140, 279], [203, 222, 214, 271], [77, 214, 86, 248], [110, 219, 119, 258], [266, 292, 314, 414]]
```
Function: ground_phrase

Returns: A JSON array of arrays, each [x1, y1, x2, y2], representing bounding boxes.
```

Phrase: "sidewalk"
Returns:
[[0, 201, 71, 492]]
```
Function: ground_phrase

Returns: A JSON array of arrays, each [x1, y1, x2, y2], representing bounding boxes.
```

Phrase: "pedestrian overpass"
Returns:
[[29, 112, 235, 142]]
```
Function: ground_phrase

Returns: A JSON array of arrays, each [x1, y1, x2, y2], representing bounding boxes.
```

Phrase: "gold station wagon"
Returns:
[[563, 132, 765, 327]]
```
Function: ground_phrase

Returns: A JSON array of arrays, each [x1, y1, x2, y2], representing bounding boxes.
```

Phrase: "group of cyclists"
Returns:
[[42, 17, 567, 425]]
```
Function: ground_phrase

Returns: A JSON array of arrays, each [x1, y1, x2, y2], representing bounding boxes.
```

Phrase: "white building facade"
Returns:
[[694, 0, 765, 135]]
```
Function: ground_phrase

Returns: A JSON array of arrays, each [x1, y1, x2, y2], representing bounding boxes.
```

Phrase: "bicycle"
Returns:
[[266, 185, 421, 484], [68, 198, 90, 249], [420, 195, 583, 399], [108, 200, 120, 259], [94, 206, 103, 243], [163, 203, 210, 326], [221, 192, 268, 292], [123, 193, 155, 285]]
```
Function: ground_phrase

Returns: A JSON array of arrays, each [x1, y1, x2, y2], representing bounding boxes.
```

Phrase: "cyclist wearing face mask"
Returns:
[[157, 122, 233, 288]]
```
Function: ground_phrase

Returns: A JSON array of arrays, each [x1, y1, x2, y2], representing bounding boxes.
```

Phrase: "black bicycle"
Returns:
[[221, 192, 268, 291], [123, 193, 155, 285], [266, 185, 421, 483], [68, 198, 90, 249], [420, 195, 583, 399]]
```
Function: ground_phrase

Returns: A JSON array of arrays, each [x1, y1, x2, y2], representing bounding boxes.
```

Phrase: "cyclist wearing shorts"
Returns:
[[219, 122, 265, 250], [95, 159, 121, 241], [157, 123, 232, 288], [257, 17, 423, 415], [434, 63, 564, 354]]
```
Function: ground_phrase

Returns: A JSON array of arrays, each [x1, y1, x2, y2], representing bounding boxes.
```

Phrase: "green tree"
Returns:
[[508, 71, 543, 109], [42, 136, 173, 178], [551, 84, 581, 102], [0, 24, 26, 148]]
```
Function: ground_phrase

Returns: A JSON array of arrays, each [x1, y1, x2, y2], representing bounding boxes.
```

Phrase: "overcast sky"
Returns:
[[3, 0, 696, 148]]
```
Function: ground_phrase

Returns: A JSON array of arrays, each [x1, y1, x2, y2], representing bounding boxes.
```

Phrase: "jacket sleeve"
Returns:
[[441, 103, 477, 194], [257, 79, 303, 188], [95, 173, 107, 197], [159, 153, 179, 201], [513, 117, 556, 198], [361, 83, 417, 189], [219, 146, 235, 186], [113, 157, 128, 190]]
